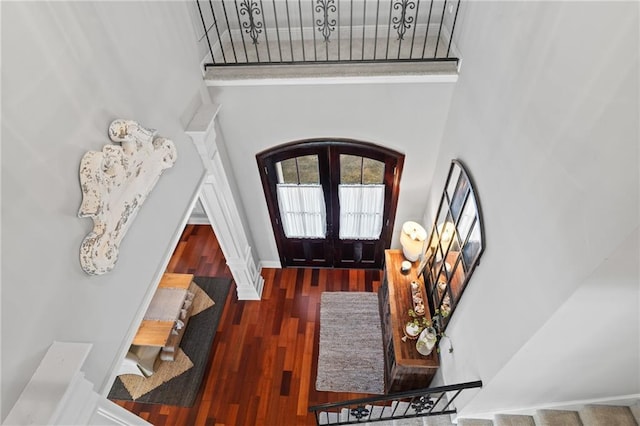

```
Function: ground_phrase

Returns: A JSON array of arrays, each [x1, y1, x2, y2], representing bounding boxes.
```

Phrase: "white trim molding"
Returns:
[[186, 104, 264, 300], [78, 120, 177, 275], [3, 342, 151, 426]]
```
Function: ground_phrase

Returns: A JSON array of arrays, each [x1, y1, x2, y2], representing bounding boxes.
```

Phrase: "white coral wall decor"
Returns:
[[78, 120, 177, 275]]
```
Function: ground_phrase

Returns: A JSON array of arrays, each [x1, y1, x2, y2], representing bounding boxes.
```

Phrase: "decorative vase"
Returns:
[[402, 322, 421, 342], [416, 327, 437, 356]]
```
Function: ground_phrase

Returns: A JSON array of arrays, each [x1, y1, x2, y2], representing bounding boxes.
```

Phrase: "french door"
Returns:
[[256, 139, 404, 269]]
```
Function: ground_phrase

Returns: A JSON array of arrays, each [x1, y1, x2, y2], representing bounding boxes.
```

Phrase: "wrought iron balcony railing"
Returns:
[[196, 0, 461, 69]]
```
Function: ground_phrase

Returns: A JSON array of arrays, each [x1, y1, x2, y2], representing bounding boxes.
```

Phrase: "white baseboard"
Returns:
[[187, 214, 210, 225], [259, 260, 282, 269]]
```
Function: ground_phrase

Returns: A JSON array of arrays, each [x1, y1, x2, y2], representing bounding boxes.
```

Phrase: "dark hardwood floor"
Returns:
[[113, 224, 381, 425]]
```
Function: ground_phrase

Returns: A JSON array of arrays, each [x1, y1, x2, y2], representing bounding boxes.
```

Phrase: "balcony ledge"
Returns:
[[203, 61, 459, 86]]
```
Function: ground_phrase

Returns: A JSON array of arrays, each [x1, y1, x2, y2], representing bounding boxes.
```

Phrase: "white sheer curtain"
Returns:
[[277, 184, 326, 238], [339, 184, 385, 240]]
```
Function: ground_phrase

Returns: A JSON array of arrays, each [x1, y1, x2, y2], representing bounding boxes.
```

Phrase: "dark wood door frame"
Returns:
[[257, 139, 404, 269]]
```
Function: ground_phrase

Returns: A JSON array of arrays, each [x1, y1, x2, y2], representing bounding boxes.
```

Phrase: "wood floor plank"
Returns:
[[296, 321, 315, 417], [112, 225, 382, 425], [194, 397, 212, 426]]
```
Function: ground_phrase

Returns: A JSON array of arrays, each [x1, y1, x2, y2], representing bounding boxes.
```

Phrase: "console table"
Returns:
[[378, 250, 439, 393]]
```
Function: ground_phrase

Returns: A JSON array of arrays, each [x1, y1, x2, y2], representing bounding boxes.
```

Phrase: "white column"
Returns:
[[186, 104, 264, 300]]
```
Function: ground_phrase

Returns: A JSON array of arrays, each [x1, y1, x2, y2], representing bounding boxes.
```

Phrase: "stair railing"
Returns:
[[308, 380, 482, 425]]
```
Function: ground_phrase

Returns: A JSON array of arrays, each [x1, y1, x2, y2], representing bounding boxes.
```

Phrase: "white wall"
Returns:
[[2, 2, 207, 419], [466, 228, 639, 414], [208, 82, 456, 265], [425, 1, 639, 415]]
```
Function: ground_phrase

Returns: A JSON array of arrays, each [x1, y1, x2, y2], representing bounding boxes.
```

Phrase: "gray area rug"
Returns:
[[316, 291, 385, 394]]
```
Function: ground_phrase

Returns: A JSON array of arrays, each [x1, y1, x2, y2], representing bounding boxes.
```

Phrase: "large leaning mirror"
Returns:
[[423, 159, 485, 332]]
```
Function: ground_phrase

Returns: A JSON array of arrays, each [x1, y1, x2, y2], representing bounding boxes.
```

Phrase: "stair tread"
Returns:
[[535, 409, 583, 426], [394, 417, 426, 425], [366, 404, 395, 420], [458, 419, 494, 426], [317, 411, 339, 425], [631, 402, 640, 424], [494, 413, 536, 426], [580, 404, 638, 426], [424, 415, 457, 425]]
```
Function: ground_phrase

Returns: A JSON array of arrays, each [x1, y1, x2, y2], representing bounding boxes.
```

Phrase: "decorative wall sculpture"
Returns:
[[78, 120, 177, 275]]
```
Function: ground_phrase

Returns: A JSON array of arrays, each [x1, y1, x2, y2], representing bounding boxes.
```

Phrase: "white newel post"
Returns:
[[186, 104, 264, 300]]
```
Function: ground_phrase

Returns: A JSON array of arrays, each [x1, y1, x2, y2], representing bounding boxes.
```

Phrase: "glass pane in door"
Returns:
[[277, 155, 320, 184], [362, 158, 384, 184], [340, 155, 384, 184], [338, 155, 385, 240], [276, 155, 326, 238]]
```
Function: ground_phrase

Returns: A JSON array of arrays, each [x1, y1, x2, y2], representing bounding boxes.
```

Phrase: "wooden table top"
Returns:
[[158, 272, 193, 290], [131, 273, 194, 347]]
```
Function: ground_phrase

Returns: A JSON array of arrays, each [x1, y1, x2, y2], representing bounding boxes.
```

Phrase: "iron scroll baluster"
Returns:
[[239, 0, 263, 45], [315, 0, 337, 43], [410, 395, 436, 413], [392, 0, 416, 41], [350, 405, 370, 420]]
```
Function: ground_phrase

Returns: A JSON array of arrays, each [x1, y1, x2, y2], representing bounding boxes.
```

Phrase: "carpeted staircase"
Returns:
[[457, 403, 640, 426], [319, 401, 640, 426]]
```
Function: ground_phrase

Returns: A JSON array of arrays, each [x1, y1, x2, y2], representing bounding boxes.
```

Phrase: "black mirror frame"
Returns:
[[423, 159, 485, 332]]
